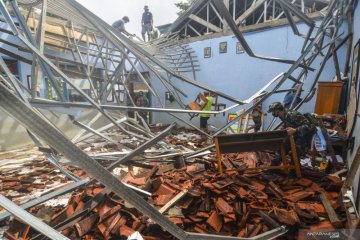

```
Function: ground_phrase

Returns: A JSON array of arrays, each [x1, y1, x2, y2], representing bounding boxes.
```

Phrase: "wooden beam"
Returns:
[[159, 190, 188, 214], [235, 0, 267, 25], [319, 192, 342, 228], [289, 135, 302, 178], [188, 14, 222, 32]]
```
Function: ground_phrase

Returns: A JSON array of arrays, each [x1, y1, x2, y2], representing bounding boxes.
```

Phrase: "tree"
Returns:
[[175, 0, 195, 15]]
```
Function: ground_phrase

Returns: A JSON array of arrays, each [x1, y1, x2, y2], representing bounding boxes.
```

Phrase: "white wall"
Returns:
[[150, 20, 348, 130]]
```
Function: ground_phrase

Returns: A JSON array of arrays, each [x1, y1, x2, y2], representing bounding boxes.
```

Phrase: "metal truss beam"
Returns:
[[0, 194, 70, 240]]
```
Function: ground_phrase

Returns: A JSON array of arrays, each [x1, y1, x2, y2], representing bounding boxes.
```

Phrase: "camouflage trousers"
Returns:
[[285, 135, 309, 158]]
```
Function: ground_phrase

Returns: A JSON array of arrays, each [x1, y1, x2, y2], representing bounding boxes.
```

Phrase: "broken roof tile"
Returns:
[[216, 197, 234, 215], [273, 207, 300, 225], [283, 191, 314, 202], [206, 211, 223, 232]]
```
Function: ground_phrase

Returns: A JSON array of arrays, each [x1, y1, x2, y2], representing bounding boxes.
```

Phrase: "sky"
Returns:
[[76, 0, 182, 37]]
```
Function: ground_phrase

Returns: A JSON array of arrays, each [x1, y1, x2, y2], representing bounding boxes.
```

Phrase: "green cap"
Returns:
[[268, 102, 283, 113]]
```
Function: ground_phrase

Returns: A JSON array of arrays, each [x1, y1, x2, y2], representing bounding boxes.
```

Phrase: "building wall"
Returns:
[[347, 0, 360, 209], [151, 20, 347, 130]]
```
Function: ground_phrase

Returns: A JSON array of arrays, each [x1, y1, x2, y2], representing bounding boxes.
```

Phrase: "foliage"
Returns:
[[175, 0, 196, 15]]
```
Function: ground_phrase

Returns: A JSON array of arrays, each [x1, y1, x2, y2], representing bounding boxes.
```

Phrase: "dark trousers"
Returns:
[[200, 117, 209, 129]]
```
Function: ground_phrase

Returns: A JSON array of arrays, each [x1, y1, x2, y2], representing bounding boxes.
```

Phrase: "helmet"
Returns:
[[123, 16, 129, 23], [268, 102, 284, 113]]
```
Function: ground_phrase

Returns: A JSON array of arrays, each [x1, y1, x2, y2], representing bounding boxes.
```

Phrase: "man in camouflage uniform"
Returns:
[[268, 102, 315, 157]]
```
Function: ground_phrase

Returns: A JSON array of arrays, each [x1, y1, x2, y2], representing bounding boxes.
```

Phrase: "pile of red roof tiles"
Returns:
[[2, 149, 347, 239]]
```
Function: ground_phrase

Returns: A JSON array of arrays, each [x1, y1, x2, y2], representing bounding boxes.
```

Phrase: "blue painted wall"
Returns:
[[151, 20, 348, 130]]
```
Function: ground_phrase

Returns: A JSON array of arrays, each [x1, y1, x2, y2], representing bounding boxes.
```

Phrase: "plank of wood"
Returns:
[[189, 14, 222, 32], [319, 192, 342, 228], [159, 190, 188, 214], [289, 135, 302, 178], [235, 0, 267, 25]]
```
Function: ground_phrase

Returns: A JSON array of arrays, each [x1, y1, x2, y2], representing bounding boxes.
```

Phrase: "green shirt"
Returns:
[[200, 96, 213, 118]]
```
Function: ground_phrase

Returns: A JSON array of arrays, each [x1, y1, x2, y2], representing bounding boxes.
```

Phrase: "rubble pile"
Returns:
[[0, 139, 347, 239]]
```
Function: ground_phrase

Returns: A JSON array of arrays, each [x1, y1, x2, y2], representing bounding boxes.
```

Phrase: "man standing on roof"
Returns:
[[112, 16, 132, 36], [141, 5, 153, 42], [268, 102, 316, 158]]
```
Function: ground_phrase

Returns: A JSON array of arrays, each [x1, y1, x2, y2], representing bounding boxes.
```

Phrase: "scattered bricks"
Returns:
[[297, 202, 326, 216], [164, 180, 183, 191], [234, 202, 243, 217], [325, 192, 339, 200], [250, 181, 265, 191], [237, 228, 246, 237], [151, 177, 164, 190], [188, 215, 205, 223], [224, 214, 236, 223], [295, 178, 313, 187], [247, 223, 263, 238], [128, 177, 147, 186], [99, 205, 121, 222], [238, 187, 249, 198], [170, 217, 184, 228], [154, 183, 177, 196], [251, 190, 268, 200], [283, 191, 314, 202], [206, 211, 223, 232], [98, 213, 121, 238], [4, 218, 31, 240], [1, 134, 349, 239], [196, 212, 210, 218], [268, 181, 285, 197], [249, 201, 269, 211], [285, 188, 303, 195], [178, 197, 193, 209], [2, 182, 18, 189], [107, 213, 122, 235], [273, 207, 300, 225], [325, 176, 343, 191], [193, 224, 210, 234], [212, 179, 234, 189], [216, 197, 234, 216], [227, 193, 236, 200], [0, 177, 21, 182], [187, 188, 203, 197], [20, 177, 36, 184], [155, 194, 174, 206], [293, 205, 320, 224], [267, 186, 282, 199], [119, 225, 136, 238], [74, 213, 99, 237], [309, 220, 335, 232], [202, 182, 215, 190], [258, 211, 280, 228], [238, 210, 251, 229]]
